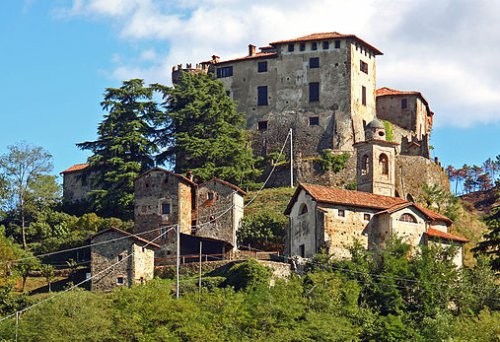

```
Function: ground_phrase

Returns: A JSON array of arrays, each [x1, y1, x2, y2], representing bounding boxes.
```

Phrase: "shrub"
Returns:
[[223, 259, 272, 290], [317, 150, 349, 173], [382, 120, 394, 142]]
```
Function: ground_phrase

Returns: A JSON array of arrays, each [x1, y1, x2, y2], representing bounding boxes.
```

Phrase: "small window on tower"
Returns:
[[309, 82, 320, 102], [322, 41, 329, 49], [257, 86, 268, 106], [207, 192, 215, 200], [162, 203, 171, 215], [401, 98, 408, 109], [361, 86, 367, 106], [299, 43, 306, 51], [226, 90, 231, 96], [309, 57, 320, 68], [258, 121, 268, 131], [363, 213, 371, 221], [257, 61, 267, 72], [311, 42, 318, 50], [379, 154, 389, 175], [117, 276, 124, 285], [309, 117, 319, 126], [360, 60, 368, 74], [288, 44, 295, 52], [335, 40, 341, 48], [338, 209, 345, 217]]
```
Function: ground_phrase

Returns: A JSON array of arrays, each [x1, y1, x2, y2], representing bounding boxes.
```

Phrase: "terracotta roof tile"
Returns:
[[60, 163, 88, 174], [426, 228, 469, 243], [285, 184, 453, 227], [270, 32, 383, 55]]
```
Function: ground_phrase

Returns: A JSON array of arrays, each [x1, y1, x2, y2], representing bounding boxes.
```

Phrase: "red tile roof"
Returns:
[[284, 184, 453, 226], [426, 228, 469, 243], [216, 52, 277, 65], [200, 178, 247, 196], [60, 163, 88, 174], [92, 227, 161, 248], [284, 183, 406, 214], [376, 87, 433, 116], [270, 32, 383, 55]]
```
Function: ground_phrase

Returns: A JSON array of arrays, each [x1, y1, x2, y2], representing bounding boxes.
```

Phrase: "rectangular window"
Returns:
[[160, 225, 168, 240], [117, 276, 124, 285], [362, 86, 366, 106], [309, 117, 319, 126], [299, 244, 305, 258], [216, 66, 233, 78], [257, 86, 268, 106], [335, 40, 341, 48], [117, 255, 123, 262], [257, 61, 267, 72], [226, 90, 231, 96], [363, 213, 371, 221], [309, 57, 320, 68], [309, 82, 319, 102], [207, 192, 214, 200], [338, 209, 345, 217], [322, 41, 329, 49], [311, 42, 318, 50], [299, 43, 305, 51], [360, 60, 368, 74], [288, 44, 294, 52], [162, 203, 170, 215], [258, 121, 268, 131], [401, 98, 408, 109]]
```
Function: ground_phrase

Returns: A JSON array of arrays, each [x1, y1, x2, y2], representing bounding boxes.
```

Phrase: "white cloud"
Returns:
[[57, 0, 500, 127]]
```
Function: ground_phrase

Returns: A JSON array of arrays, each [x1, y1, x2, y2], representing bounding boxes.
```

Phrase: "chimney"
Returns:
[[248, 44, 256, 56], [211, 55, 220, 63]]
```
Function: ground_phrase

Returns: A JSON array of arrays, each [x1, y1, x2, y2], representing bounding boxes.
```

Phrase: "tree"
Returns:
[[16, 256, 40, 293], [40, 264, 55, 292], [156, 72, 259, 184], [238, 210, 287, 251], [0, 142, 59, 248], [77, 79, 161, 220], [474, 201, 500, 270]]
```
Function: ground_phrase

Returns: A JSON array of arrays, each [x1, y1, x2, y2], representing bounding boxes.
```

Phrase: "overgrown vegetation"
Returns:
[[238, 211, 287, 251], [382, 120, 394, 142], [0, 242, 498, 341], [317, 149, 349, 173]]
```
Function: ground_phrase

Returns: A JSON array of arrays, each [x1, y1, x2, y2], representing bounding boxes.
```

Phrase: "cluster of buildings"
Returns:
[[61, 32, 468, 291]]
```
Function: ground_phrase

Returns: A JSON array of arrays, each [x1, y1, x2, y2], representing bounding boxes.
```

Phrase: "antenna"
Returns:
[[290, 128, 294, 188]]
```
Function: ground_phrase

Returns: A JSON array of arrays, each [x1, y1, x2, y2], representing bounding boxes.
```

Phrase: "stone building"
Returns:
[[284, 183, 467, 267], [60, 163, 96, 203], [172, 31, 447, 199], [133, 168, 245, 257], [284, 120, 468, 267], [90, 227, 160, 291]]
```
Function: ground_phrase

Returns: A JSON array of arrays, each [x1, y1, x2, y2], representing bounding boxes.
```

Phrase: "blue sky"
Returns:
[[1, 0, 499, 179]]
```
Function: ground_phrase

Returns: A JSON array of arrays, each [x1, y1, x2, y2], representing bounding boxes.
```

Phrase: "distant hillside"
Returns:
[[460, 186, 499, 216], [244, 187, 296, 217]]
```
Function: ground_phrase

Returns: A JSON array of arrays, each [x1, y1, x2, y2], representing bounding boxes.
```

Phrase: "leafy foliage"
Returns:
[[238, 210, 287, 251], [77, 79, 161, 220], [382, 120, 394, 142], [317, 149, 349, 173], [156, 72, 259, 184], [223, 259, 273, 291], [474, 198, 500, 270]]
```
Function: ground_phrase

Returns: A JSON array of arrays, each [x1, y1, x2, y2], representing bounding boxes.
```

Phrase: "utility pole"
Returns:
[[290, 128, 294, 188], [176, 224, 180, 299], [198, 240, 203, 295]]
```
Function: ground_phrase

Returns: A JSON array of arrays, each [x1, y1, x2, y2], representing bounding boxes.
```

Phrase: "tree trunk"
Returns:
[[22, 276, 27, 292], [21, 198, 27, 249], [48, 280, 51, 292]]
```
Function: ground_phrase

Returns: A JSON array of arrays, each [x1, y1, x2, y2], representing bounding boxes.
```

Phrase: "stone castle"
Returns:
[[173, 32, 448, 200]]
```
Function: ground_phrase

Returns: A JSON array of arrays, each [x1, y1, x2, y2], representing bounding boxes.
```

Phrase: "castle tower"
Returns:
[[354, 119, 399, 197]]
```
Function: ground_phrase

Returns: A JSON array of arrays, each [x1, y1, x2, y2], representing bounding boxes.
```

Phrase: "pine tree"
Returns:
[[474, 196, 500, 270], [77, 79, 161, 220], [156, 72, 259, 184]]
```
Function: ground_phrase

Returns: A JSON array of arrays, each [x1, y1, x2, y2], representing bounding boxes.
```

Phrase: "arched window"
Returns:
[[361, 154, 369, 176], [299, 203, 308, 215], [399, 213, 417, 223], [379, 154, 389, 175]]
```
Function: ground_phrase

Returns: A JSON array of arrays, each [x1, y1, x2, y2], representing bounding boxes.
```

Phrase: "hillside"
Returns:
[[460, 186, 499, 216], [244, 187, 296, 217]]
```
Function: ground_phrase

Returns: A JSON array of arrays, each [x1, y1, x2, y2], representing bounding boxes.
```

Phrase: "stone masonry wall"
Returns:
[[91, 231, 133, 291]]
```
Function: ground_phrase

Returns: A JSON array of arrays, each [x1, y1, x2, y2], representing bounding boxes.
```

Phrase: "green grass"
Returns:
[[245, 187, 296, 217]]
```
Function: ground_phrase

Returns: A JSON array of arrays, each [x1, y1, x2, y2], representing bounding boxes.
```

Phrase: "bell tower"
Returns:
[[354, 119, 399, 197]]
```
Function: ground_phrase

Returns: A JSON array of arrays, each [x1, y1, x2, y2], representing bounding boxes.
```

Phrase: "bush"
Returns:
[[317, 150, 349, 173], [382, 120, 394, 142], [238, 210, 287, 250], [223, 259, 272, 291], [201, 276, 226, 291]]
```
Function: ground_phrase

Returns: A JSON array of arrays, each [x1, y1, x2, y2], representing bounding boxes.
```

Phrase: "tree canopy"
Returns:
[[77, 79, 161, 220], [156, 72, 259, 184]]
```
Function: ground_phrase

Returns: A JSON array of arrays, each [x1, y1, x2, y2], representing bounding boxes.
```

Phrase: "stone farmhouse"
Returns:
[[173, 31, 448, 199], [284, 121, 468, 267], [90, 227, 160, 291], [133, 168, 245, 257]]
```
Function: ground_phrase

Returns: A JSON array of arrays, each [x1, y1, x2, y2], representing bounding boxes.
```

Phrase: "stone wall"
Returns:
[[134, 169, 194, 257], [287, 190, 318, 258], [196, 180, 238, 245], [62, 170, 99, 203], [90, 230, 133, 291]]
